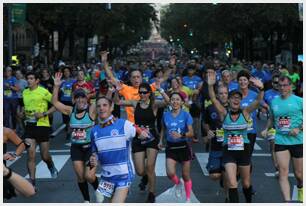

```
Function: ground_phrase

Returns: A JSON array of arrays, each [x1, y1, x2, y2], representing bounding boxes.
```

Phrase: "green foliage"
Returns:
[[25, 3, 157, 59], [160, 3, 301, 57]]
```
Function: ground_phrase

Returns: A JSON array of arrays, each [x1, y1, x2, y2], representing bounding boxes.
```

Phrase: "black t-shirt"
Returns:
[[203, 104, 224, 151], [40, 78, 54, 93]]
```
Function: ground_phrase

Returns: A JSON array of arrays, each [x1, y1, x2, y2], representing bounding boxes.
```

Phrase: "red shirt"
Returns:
[[72, 81, 96, 98]]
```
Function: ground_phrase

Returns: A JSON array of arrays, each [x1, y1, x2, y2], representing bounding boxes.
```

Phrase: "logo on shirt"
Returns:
[[211, 112, 217, 119], [111, 129, 119, 136], [171, 122, 178, 127]]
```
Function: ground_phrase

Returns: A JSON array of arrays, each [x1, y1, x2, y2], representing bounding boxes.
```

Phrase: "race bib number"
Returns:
[[215, 128, 224, 142], [63, 88, 72, 97], [228, 134, 244, 150], [71, 129, 86, 141], [4, 89, 12, 97], [247, 118, 253, 131], [97, 180, 115, 198], [141, 131, 155, 145], [268, 128, 276, 137], [278, 116, 291, 133], [25, 110, 37, 123]]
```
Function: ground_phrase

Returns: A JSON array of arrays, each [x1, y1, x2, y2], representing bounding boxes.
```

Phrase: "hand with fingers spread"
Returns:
[[207, 71, 216, 86], [250, 77, 264, 90], [100, 51, 109, 64], [54, 72, 63, 87], [170, 55, 176, 66]]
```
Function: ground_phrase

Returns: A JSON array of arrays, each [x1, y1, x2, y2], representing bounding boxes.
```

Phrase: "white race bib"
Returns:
[[278, 116, 291, 133], [228, 134, 244, 150], [97, 180, 115, 198]]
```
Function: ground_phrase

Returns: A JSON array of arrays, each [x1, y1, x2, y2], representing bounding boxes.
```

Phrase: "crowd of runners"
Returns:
[[3, 50, 303, 203]]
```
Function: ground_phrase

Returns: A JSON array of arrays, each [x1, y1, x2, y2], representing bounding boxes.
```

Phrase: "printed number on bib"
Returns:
[[63, 89, 72, 97], [4, 90, 12, 97], [228, 134, 244, 150], [216, 128, 224, 142], [25, 110, 37, 123], [247, 118, 253, 131], [278, 116, 291, 133], [97, 180, 115, 198], [71, 129, 86, 141]]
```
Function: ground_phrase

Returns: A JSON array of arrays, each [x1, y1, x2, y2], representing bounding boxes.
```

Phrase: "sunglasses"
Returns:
[[139, 91, 149, 95], [279, 84, 290, 88], [272, 81, 279, 84]]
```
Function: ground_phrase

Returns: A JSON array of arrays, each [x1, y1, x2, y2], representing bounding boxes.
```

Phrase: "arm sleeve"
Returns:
[[124, 120, 136, 140]]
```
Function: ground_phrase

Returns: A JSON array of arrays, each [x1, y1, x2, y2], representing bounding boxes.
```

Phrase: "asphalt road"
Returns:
[[4, 112, 298, 203]]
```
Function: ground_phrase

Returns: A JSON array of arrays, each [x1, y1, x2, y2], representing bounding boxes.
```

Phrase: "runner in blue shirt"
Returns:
[[89, 96, 151, 203], [59, 67, 77, 139], [158, 92, 194, 203], [237, 70, 259, 156], [262, 74, 280, 176], [182, 66, 202, 90], [264, 74, 280, 106], [4, 66, 20, 130]]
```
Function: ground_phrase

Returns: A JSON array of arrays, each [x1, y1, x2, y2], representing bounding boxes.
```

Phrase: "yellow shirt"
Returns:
[[23, 86, 52, 127]]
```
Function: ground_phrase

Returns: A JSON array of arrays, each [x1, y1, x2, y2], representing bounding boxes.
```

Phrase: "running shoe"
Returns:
[[49, 165, 58, 179], [185, 199, 191, 203], [138, 175, 148, 191], [95, 190, 105, 203], [146, 192, 156, 203], [173, 180, 184, 198]]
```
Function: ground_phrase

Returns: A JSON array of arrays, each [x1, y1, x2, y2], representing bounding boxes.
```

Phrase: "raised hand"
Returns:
[[170, 55, 176, 66], [207, 72, 216, 86], [100, 51, 109, 64], [250, 77, 264, 90], [54, 72, 63, 87]]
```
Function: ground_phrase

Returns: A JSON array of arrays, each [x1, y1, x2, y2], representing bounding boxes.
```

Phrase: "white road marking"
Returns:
[[265, 172, 294, 177], [65, 143, 72, 147], [195, 153, 209, 176], [156, 178, 200, 203], [25, 155, 70, 179], [50, 124, 66, 137], [155, 153, 167, 176], [253, 153, 271, 157], [254, 143, 262, 150], [6, 156, 21, 167], [292, 185, 298, 201]]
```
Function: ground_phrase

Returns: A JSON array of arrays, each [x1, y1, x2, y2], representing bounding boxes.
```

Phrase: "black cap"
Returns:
[[229, 90, 243, 99], [74, 88, 87, 98]]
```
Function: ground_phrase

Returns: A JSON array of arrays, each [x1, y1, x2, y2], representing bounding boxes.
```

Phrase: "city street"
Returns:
[[5, 112, 298, 203]]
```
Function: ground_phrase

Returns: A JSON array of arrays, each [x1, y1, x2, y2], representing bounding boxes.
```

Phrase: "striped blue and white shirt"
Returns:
[[90, 119, 136, 182]]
